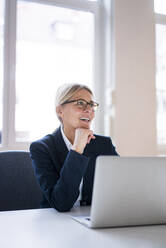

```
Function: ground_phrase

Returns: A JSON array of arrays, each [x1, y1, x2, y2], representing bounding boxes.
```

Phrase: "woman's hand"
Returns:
[[72, 128, 95, 154]]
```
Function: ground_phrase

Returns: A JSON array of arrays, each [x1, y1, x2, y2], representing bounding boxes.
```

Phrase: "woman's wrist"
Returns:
[[71, 145, 83, 154]]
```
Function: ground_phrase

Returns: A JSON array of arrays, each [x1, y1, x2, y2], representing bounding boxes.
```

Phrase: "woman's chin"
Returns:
[[79, 121, 91, 129]]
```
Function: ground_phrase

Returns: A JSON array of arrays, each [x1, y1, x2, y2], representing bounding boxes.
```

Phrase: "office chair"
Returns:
[[0, 150, 42, 211]]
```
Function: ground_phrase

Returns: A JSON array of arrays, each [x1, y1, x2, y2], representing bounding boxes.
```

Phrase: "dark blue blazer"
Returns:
[[30, 127, 118, 212]]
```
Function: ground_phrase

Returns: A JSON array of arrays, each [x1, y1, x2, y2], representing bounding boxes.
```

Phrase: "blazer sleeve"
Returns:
[[30, 141, 90, 212], [109, 137, 119, 156]]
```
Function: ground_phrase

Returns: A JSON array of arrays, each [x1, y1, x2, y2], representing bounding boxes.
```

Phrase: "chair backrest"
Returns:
[[0, 150, 42, 211]]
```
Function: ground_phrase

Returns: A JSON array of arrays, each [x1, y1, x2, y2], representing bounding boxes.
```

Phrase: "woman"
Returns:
[[30, 83, 118, 212]]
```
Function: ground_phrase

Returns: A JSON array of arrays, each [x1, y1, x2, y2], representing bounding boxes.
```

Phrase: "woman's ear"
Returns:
[[56, 105, 63, 120]]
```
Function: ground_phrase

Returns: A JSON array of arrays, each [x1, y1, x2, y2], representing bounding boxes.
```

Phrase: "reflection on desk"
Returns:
[[1, 207, 166, 248]]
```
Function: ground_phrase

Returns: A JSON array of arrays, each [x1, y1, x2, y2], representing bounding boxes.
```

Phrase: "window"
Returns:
[[16, 0, 94, 142], [155, 24, 166, 145], [0, 0, 101, 150], [154, 1, 166, 147], [0, 0, 4, 144], [154, 0, 166, 15]]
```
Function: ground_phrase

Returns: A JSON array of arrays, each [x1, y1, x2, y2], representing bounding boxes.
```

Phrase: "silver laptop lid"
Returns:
[[90, 156, 166, 228]]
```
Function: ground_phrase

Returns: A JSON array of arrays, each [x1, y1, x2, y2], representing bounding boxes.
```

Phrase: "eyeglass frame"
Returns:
[[61, 98, 99, 111]]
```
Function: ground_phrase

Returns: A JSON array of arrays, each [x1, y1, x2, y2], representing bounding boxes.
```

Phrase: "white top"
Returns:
[[60, 125, 83, 203], [1, 207, 166, 248], [60, 125, 72, 151]]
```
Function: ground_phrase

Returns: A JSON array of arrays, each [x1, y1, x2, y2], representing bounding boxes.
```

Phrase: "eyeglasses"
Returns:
[[62, 99, 99, 111]]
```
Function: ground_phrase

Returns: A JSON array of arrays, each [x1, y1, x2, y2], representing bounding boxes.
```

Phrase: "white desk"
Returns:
[[1, 207, 166, 248]]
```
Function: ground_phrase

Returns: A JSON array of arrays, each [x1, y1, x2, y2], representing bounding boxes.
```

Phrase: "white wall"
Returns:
[[112, 0, 157, 156]]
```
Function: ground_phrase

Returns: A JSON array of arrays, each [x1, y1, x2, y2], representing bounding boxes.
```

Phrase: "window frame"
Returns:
[[1, 0, 104, 151]]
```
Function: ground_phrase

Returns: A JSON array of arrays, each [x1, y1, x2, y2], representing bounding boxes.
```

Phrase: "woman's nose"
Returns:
[[84, 105, 92, 113]]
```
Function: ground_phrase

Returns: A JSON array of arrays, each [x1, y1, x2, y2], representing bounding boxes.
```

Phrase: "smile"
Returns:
[[80, 117, 90, 122]]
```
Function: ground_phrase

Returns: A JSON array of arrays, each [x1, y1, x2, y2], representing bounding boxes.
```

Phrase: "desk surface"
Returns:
[[1, 207, 166, 248]]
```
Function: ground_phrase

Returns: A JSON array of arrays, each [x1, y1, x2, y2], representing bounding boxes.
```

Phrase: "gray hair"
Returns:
[[55, 83, 93, 122]]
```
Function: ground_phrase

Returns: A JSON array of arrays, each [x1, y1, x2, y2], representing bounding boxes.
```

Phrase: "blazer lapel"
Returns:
[[52, 127, 69, 168]]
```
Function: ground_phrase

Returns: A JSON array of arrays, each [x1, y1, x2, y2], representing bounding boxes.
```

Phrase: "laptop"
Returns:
[[72, 156, 166, 228]]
